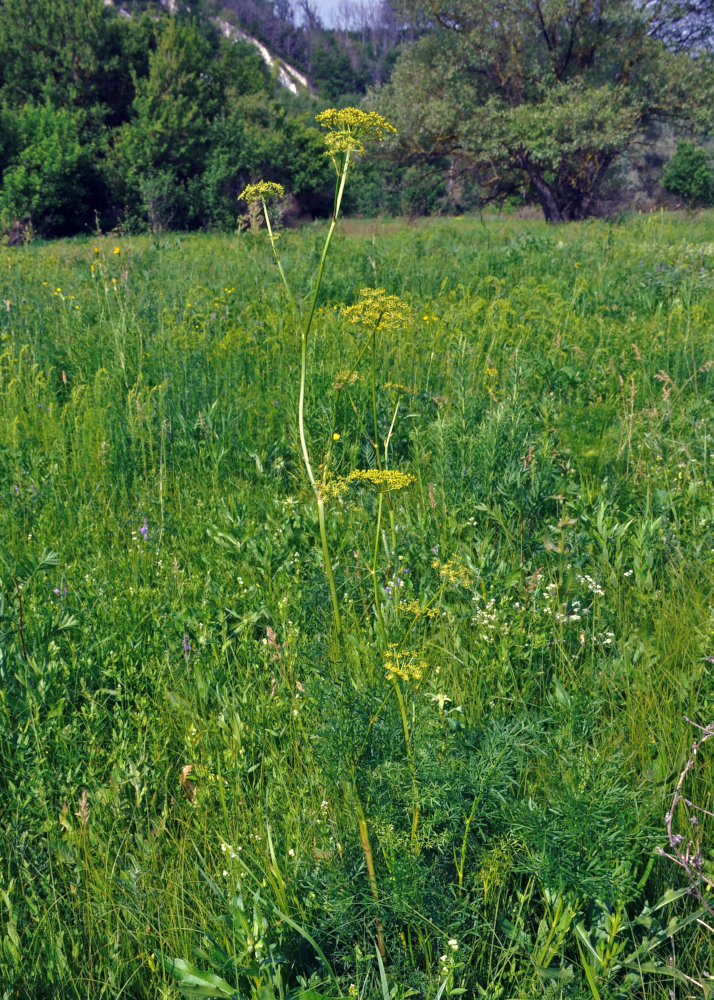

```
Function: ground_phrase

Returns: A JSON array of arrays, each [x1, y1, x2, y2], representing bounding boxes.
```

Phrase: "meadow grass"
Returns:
[[0, 210, 713, 999]]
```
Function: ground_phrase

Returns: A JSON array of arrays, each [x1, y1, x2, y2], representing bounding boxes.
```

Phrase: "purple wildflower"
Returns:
[[183, 635, 192, 658], [139, 518, 148, 540]]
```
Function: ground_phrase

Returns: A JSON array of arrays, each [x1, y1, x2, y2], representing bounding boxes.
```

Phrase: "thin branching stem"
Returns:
[[262, 155, 352, 634]]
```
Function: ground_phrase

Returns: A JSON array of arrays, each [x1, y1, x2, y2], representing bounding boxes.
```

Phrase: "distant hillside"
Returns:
[[104, 0, 317, 94], [104, 0, 405, 99]]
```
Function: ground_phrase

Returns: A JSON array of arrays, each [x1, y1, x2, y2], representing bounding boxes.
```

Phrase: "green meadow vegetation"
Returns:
[[1, 204, 714, 999]]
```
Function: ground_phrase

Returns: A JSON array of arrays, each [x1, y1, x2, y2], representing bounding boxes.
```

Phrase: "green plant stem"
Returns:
[[262, 202, 299, 319], [316, 495, 341, 629], [398, 582, 446, 648], [373, 492, 387, 642], [262, 155, 352, 635], [351, 782, 387, 964], [393, 680, 420, 850], [353, 687, 395, 768], [370, 327, 396, 551]]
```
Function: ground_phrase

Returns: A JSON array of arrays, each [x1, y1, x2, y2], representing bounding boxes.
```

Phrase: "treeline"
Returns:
[[0, 0, 409, 237], [2, 0, 713, 237]]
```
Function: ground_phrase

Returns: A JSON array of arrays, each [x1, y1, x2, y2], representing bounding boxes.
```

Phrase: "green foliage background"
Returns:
[[2, 0, 713, 234], [0, 0, 340, 235]]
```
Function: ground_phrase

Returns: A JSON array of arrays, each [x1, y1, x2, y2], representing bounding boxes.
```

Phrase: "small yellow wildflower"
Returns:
[[113, 246, 120, 254], [384, 644, 425, 684], [432, 557, 474, 587], [347, 468, 415, 491], [332, 432, 341, 441], [402, 599, 441, 619], [315, 107, 396, 156], [343, 288, 413, 332], [238, 181, 285, 205], [93, 247, 100, 254]]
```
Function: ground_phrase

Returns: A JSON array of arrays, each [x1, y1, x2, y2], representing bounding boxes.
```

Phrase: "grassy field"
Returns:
[[1, 210, 713, 1000]]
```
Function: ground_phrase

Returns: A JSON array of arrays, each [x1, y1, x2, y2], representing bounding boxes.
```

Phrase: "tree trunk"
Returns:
[[524, 162, 564, 223]]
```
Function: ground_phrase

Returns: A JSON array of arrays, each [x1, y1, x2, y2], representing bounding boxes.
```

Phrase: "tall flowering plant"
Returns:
[[239, 109, 396, 634]]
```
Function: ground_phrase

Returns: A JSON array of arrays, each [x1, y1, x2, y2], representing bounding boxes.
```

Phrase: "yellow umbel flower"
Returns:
[[347, 468, 415, 491], [343, 288, 413, 332], [315, 107, 396, 156], [401, 599, 442, 619], [432, 557, 474, 588], [384, 644, 425, 684], [238, 181, 285, 205]]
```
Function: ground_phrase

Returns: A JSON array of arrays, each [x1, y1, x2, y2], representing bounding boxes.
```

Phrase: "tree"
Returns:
[[0, 103, 98, 234], [112, 17, 221, 229], [0, 0, 116, 110], [375, 0, 714, 221]]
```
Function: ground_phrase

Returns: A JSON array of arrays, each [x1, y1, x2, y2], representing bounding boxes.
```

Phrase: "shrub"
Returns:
[[662, 139, 714, 206]]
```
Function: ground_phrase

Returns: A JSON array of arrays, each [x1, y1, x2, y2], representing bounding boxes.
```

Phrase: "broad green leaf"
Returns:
[[164, 957, 240, 999]]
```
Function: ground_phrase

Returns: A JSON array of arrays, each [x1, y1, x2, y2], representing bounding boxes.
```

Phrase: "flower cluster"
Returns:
[[472, 595, 509, 640], [317, 477, 349, 503], [343, 287, 413, 332], [315, 107, 396, 156], [384, 380, 417, 395], [384, 644, 425, 684], [402, 598, 442, 619], [238, 181, 285, 205], [333, 368, 362, 390], [347, 468, 416, 491], [432, 557, 474, 587]]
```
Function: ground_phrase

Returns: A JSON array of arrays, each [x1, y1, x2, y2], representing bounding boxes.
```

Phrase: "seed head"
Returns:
[[333, 369, 362, 390]]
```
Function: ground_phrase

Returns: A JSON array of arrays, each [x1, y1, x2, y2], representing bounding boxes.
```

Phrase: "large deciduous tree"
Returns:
[[376, 0, 714, 221]]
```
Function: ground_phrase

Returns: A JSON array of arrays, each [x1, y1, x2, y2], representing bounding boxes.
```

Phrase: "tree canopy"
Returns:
[[377, 0, 714, 220]]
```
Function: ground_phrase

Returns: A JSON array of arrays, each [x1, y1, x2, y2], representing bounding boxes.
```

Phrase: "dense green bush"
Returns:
[[0, 103, 101, 234], [663, 140, 714, 206]]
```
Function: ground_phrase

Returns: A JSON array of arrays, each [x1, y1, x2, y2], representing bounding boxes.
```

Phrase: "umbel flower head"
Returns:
[[384, 644, 425, 684], [315, 107, 396, 156], [343, 288, 413, 332], [238, 181, 285, 205], [347, 468, 416, 491], [432, 556, 474, 588]]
